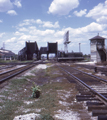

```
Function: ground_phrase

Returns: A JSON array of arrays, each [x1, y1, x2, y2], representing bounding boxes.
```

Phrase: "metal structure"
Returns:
[[18, 39, 84, 61], [57, 31, 84, 61], [18, 41, 39, 60], [47, 42, 58, 59], [64, 31, 70, 53], [18, 47, 27, 60], [26, 41, 39, 60], [57, 51, 84, 61], [39, 47, 48, 59], [89, 34, 107, 62], [18, 41, 58, 60]]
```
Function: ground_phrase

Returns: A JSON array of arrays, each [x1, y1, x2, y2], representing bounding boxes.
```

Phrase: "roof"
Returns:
[[0, 49, 15, 56], [89, 35, 106, 40]]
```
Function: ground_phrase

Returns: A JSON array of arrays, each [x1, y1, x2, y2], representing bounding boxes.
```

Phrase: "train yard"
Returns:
[[0, 61, 107, 120], [0, 61, 45, 84], [57, 63, 107, 119]]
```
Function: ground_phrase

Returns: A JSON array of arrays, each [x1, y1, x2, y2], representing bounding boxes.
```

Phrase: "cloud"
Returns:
[[48, 0, 79, 15], [19, 19, 36, 26], [80, 22, 104, 32], [86, 0, 107, 24], [0, 0, 22, 13], [17, 21, 105, 43], [16, 21, 105, 46], [41, 29, 55, 36], [68, 15, 71, 18], [54, 31, 64, 37], [36, 19, 43, 24], [7, 10, 17, 15], [0, 20, 3, 23], [28, 27, 55, 36], [43, 21, 60, 28], [96, 16, 107, 24], [74, 9, 87, 17], [5, 17, 107, 54], [14, 31, 24, 36], [0, 33, 5, 38], [0, 0, 13, 12], [71, 22, 103, 35], [18, 27, 29, 32], [14, 0, 22, 8], [18, 19, 60, 28], [5, 37, 16, 43], [19, 35, 32, 40]]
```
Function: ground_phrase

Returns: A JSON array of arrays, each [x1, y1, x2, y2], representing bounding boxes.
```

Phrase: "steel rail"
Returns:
[[74, 64, 107, 73], [58, 66, 107, 105], [0, 61, 44, 84], [0, 64, 34, 84], [0, 65, 15, 70], [0, 65, 26, 76], [72, 67, 107, 83]]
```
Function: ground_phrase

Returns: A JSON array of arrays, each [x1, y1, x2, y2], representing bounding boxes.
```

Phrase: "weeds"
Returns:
[[31, 83, 41, 98], [0, 63, 92, 120], [40, 114, 54, 120], [0, 100, 23, 120]]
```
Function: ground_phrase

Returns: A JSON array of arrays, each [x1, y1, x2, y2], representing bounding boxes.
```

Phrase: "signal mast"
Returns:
[[64, 31, 70, 53]]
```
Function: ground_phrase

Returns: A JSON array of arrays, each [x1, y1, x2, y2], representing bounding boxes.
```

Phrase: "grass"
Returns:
[[0, 63, 92, 120], [0, 99, 23, 120]]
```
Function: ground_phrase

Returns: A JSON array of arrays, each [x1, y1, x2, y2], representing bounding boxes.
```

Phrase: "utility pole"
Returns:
[[79, 43, 81, 52]]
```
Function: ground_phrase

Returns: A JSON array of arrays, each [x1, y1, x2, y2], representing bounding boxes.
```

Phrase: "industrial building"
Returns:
[[18, 41, 58, 60], [90, 34, 107, 62], [0, 48, 15, 60], [18, 31, 85, 61]]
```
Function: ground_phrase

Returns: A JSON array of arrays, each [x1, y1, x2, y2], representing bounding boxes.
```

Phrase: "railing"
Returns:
[[97, 45, 104, 50], [97, 45, 107, 53]]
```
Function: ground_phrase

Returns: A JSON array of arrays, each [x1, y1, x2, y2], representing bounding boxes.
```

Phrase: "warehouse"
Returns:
[[0, 48, 15, 60]]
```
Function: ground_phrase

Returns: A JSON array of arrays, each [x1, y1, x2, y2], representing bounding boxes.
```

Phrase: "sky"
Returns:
[[0, 0, 107, 55]]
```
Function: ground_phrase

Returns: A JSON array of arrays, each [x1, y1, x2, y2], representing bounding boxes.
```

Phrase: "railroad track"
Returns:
[[0, 65, 15, 70], [0, 61, 43, 84], [58, 64, 107, 120], [74, 64, 107, 75]]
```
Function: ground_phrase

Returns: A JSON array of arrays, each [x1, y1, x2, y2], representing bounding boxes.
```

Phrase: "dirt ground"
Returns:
[[0, 63, 97, 120]]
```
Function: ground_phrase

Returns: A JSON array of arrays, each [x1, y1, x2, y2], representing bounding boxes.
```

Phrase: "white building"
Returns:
[[89, 34, 107, 62]]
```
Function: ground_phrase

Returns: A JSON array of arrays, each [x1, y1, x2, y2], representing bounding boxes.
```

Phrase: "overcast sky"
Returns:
[[0, 0, 107, 54]]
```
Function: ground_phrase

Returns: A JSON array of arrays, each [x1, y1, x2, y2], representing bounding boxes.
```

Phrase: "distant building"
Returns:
[[89, 34, 107, 62], [0, 48, 15, 60]]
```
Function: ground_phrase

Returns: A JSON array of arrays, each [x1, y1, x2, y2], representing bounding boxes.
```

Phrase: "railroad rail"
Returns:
[[0, 64, 32, 84], [74, 63, 107, 75], [0, 61, 43, 84], [58, 64, 107, 120], [0, 65, 15, 70]]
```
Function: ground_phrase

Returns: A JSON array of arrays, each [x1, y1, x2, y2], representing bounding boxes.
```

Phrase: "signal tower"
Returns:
[[64, 31, 70, 53]]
